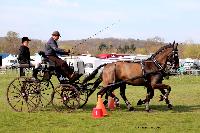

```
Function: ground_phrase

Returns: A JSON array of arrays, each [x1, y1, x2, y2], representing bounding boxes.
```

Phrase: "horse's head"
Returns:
[[167, 42, 179, 70], [150, 41, 179, 71]]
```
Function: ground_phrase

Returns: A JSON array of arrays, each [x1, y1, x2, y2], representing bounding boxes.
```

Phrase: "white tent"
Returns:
[[2, 54, 18, 68]]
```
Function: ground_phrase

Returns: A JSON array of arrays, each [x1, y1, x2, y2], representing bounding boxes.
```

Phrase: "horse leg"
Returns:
[[104, 92, 109, 105], [137, 85, 153, 106], [104, 86, 120, 107], [111, 92, 120, 107], [152, 84, 173, 109], [119, 83, 134, 111], [138, 86, 154, 112], [160, 87, 173, 109], [109, 90, 120, 107], [97, 86, 108, 99], [97, 84, 116, 103], [146, 88, 154, 112]]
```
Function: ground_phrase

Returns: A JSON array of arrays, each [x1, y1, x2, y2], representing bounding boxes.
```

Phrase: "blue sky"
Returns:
[[0, 0, 200, 43]]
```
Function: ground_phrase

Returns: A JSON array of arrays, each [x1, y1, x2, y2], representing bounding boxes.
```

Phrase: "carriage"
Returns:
[[6, 42, 180, 112], [6, 52, 101, 112]]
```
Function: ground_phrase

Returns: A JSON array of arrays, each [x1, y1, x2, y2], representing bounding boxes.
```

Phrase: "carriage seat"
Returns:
[[18, 64, 35, 68], [38, 51, 55, 68]]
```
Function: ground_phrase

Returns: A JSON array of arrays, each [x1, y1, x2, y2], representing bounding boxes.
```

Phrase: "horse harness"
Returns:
[[140, 60, 148, 83], [140, 58, 167, 84]]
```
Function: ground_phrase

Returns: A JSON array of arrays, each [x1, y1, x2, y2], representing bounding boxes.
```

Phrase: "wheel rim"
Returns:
[[79, 89, 88, 108], [7, 77, 41, 112], [52, 84, 80, 111], [38, 81, 54, 108]]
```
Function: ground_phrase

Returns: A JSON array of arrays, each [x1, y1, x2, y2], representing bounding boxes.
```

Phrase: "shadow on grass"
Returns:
[[24, 103, 200, 113], [150, 104, 200, 113], [81, 104, 200, 113]]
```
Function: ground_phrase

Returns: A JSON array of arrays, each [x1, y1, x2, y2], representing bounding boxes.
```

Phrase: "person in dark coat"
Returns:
[[18, 37, 38, 78], [45, 31, 81, 81], [18, 37, 31, 64]]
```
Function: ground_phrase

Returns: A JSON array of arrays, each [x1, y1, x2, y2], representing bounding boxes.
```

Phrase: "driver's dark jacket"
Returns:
[[45, 37, 67, 56], [44, 37, 72, 79], [18, 45, 30, 64]]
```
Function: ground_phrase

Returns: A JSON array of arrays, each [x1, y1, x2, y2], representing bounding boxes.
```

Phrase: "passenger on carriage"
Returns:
[[44, 31, 81, 82], [18, 37, 38, 79]]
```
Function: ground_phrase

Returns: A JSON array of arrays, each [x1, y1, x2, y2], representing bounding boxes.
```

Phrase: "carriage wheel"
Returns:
[[38, 81, 54, 108], [78, 89, 89, 108], [52, 84, 80, 111], [7, 77, 41, 112], [77, 83, 93, 108]]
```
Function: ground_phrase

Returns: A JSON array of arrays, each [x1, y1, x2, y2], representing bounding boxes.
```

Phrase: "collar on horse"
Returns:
[[151, 57, 164, 70], [141, 55, 171, 82]]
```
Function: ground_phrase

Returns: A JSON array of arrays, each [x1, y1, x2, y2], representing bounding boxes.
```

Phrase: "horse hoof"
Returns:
[[168, 104, 173, 110], [137, 99, 143, 105], [146, 109, 153, 113], [103, 100, 108, 105], [159, 95, 164, 101], [115, 102, 120, 108], [128, 107, 135, 111]]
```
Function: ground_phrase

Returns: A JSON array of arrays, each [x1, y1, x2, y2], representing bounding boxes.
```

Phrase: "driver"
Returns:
[[45, 31, 81, 81]]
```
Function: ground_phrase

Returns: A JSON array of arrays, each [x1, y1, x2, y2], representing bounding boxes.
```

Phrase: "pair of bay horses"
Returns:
[[83, 41, 179, 111]]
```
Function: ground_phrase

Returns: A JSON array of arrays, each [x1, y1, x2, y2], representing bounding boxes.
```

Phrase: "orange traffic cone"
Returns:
[[96, 95, 108, 116], [108, 96, 115, 111], [92, 108, 103, 118]]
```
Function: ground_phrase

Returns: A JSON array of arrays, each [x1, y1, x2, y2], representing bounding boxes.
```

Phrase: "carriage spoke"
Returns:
[[21, 101, 23, 111], [26, 102, 31, 112], [80, 97, 87, 102], [13, 99, 22, 108], [27, 100, 36, 109], [11, 84, 21, 92], [29, 97, 38, 106]]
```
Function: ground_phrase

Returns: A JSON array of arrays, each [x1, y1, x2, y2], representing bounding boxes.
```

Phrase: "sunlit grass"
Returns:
[[0, 72, 200, 133]]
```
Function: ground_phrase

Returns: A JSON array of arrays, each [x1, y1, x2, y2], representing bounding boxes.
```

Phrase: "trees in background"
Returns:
[[98, 43, 109, 51], [117, 44, 136, 54], [0, 31, 44, 55], [0, 31, 20, 54], [179, 44, 200, 59], [1, 32, 200, 59]]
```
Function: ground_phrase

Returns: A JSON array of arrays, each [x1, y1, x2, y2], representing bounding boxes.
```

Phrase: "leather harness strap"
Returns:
[[152, 57, 164, 70], [140, 60, 148, 83], [113, 63, 117, 83]]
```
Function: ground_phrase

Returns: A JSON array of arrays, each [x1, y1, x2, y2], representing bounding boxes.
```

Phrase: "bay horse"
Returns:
[[93, 42, 179, 111]]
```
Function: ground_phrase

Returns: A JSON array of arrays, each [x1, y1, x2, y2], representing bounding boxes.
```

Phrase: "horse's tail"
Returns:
[[82, 63, 107, 84]]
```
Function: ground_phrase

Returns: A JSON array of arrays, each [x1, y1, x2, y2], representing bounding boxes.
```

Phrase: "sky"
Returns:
[[0, 0, 200, 43]]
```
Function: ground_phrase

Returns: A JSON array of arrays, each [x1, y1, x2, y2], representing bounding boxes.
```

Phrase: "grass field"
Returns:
[[0, 71, 200, 133]]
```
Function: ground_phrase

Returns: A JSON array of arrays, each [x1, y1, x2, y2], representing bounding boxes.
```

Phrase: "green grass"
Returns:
[[0, 71, 200, 133]]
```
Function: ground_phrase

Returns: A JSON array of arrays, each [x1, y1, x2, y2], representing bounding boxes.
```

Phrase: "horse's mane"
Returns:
[[148, 43, 173, 60]]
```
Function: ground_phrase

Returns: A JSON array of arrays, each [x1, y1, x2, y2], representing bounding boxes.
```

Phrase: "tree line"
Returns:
[[0, 31, 44, 55], [0, 31, 200, 59]]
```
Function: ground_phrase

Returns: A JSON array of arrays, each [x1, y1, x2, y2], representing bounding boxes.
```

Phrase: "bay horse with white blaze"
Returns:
[[95, 42, 179, 111]]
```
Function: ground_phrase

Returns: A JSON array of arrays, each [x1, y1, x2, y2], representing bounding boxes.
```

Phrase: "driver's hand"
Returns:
[[64, 49, 70, 53], [64, 49, 70, 55]]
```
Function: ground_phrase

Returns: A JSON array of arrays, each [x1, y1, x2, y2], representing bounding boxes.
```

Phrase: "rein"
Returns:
[[104, 70, 162, 88], [149, 47, 177, 75]]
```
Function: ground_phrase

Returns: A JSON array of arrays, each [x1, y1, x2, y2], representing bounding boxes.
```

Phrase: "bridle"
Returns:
[[150, 46, 179, 73]]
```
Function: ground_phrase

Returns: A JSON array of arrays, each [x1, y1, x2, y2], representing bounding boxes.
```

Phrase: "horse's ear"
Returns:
[[174, 43, 178, 49], [173, 40, 175, 45]]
